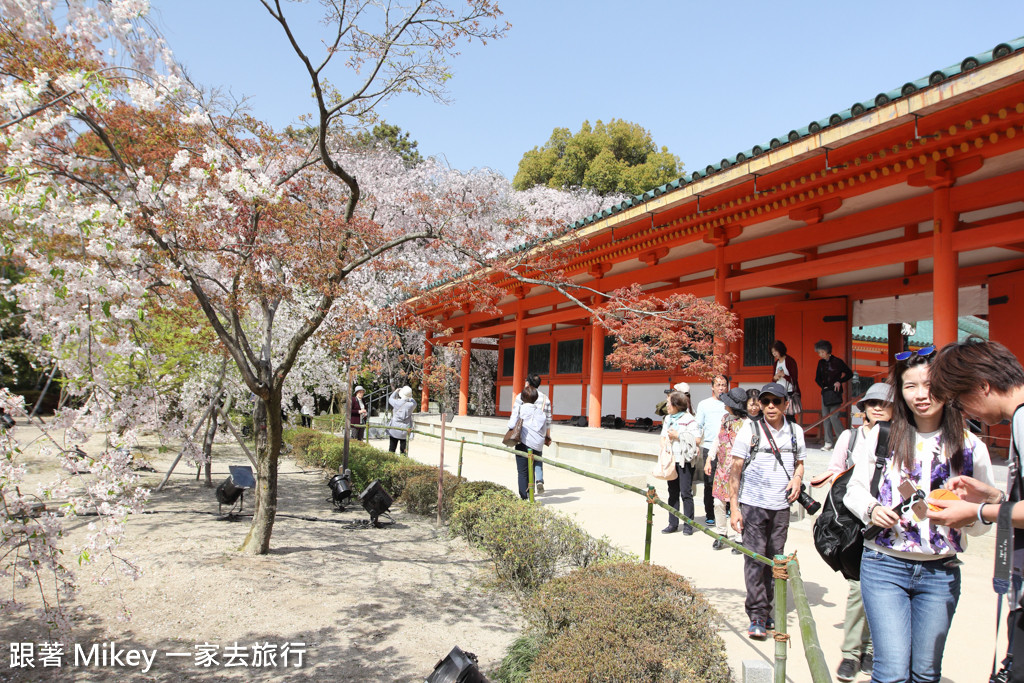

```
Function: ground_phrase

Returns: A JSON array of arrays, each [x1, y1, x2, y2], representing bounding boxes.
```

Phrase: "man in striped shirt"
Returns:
[[729, 382, 806, 640]]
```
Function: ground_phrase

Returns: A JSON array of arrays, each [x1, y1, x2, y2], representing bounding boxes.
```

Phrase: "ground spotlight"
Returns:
[[359, 479, 393, 528], [216, 465, 255, 518], [327, 469, 353, 511], [425, 646, 487, 683]]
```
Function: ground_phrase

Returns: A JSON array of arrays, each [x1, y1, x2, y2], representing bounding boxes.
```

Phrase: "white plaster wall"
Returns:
[[625, 384, 667, 420], [498, 385, 513, 412], [688, 382, 713, 406], [554, 384, 583, 417], [600, 385, 621, 417]]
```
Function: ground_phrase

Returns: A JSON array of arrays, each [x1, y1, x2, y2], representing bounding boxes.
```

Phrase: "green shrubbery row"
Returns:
[[282, 427, 731, 682]]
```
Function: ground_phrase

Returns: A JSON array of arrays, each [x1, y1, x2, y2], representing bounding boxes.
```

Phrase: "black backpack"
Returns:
[[812, 421, 891, 581]]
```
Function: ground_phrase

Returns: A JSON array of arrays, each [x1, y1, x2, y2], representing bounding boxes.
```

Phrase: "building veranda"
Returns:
[[416, 38, 1024, 458]]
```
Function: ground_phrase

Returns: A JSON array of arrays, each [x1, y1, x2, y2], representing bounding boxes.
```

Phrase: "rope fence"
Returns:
[[357, 418, 830, 683]]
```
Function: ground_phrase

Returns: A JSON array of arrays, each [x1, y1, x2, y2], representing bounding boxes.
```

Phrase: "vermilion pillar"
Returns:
[[714, 243, 730, 373], [421, 330, 433, 412], [512, 304, 527, 396], [932, 186, 958, 347], [588, 321, 605, 428], [458, 321, 471, 416]]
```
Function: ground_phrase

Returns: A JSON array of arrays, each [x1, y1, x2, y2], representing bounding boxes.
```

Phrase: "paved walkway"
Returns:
[[383, 433, 1004, 683]]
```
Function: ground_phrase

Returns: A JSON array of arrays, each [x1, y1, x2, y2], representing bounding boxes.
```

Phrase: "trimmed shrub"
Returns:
[[450, 494, 627, 594], [348, 444, 403, 497], [402, 471, 466, 517], [388, 462, 438, 500], [284, 427, 323, 462], [449, 490, 511, 546], [450, 480, 515, 514], [521, 562, 731, 683]]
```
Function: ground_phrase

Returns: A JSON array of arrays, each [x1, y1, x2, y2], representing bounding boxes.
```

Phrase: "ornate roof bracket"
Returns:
[[788, 197, 843, 225], [907, 156, 984, 189]]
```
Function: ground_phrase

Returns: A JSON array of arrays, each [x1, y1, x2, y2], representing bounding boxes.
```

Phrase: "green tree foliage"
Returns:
[[513, 119, 682, 196], [354, 122, 424, 167], [0, 262, 42, 390]]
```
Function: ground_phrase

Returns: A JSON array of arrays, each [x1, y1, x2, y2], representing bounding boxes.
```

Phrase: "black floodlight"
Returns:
[[327, 469, 353, 511], [359, 479, 393, 528], [425, 646, 486, 683], [216, 466, 255, 517]]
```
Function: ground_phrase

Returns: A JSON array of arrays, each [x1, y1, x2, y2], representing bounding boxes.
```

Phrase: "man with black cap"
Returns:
[[728, 382, 806, 640]]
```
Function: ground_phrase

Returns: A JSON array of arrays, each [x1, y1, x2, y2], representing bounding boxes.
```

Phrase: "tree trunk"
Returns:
[[202, 403, 219, 487], [239, 390, 282, 555]]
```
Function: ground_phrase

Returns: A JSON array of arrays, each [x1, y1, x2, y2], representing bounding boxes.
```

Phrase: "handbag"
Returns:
[[821, 388, 842, 405], [652, 445, 678, 481], [502, 418, 523, 448], [811, 422, 890, 580], [785, 392, 802, 417]]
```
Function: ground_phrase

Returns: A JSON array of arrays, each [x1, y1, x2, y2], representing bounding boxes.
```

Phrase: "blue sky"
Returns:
[[151, 1, 1024, 181]]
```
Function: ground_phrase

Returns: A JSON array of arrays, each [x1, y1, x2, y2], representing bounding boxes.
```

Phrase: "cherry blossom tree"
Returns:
[[2, 0, 737, 600]]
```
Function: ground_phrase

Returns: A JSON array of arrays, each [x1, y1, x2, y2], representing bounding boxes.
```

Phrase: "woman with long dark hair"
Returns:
[[771, 340, 801, 419], [845, 348, 995, 683]]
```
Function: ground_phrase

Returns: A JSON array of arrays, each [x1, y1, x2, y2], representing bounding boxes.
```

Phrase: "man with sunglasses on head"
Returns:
[[696, 375, 729, 526], [729, 382, 806, 640], [927, 337, 1024, 683]]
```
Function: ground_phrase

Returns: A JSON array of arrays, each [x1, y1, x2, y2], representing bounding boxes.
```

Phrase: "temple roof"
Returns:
[[852, 316, 989, 344], [567, 36, 1024, 230]]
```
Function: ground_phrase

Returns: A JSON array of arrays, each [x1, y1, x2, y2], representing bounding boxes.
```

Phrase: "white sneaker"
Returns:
[[822, 443, 833, 451], [536, 482, 544, 495]]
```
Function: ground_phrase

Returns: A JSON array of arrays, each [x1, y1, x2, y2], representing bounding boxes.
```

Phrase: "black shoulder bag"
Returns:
[[812, 421, 891, 581], [990, 405, 1024, 683]]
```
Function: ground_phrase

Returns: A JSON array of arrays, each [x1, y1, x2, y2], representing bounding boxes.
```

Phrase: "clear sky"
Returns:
[[151, 1, 1024, 182]]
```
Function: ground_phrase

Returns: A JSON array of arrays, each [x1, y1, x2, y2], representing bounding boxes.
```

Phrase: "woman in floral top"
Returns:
[[707, 387, 749, 550], [846, 349, 995, 683]]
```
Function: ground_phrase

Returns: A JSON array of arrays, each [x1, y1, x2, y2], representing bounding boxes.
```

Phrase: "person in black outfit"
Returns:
[[814, 340, 853, 450]]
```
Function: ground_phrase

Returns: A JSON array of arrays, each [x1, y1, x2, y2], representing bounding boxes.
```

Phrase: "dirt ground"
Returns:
[[0, 423, 521, 682]]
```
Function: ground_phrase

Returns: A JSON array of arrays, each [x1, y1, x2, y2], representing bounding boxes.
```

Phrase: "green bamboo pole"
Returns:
[[364, 421, 773, 567], [788, 557, 833, 683], [644, 485, 655, 563], [457, 438, 465, 478], [527, 450, 535, 503], [773, 555, 789, 683]]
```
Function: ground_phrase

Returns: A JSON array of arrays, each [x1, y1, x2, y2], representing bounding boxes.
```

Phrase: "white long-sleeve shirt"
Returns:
[[512, 390, 552, 435], [845, 424, 995, 560], [508, 402, 547, 452]]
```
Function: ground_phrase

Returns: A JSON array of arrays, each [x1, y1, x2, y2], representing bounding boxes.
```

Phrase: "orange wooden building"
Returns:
[[416, 38, 1024, 432]]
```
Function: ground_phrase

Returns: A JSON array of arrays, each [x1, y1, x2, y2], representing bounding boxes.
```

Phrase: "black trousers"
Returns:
[[702, 447, 716, 519], [666, 462, 695, 529], [388, 436, 407, 454]]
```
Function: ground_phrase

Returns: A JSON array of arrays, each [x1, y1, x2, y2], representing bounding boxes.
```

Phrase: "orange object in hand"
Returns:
[[927, 488, 961, 511]]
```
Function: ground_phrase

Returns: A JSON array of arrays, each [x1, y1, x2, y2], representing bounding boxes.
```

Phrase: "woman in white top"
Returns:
[[845, 348, 995, 683], [659, 391, 700, 535], [507, 384, 548, 500], [811, 381, 893, 682]]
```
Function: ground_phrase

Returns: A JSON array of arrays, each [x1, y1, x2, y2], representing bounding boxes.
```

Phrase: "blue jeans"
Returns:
[[859, 548, 960, 683], [514, 444, 541, 499]]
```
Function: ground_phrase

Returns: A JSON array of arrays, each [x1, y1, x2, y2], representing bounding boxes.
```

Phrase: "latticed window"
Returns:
[[528, 343, 550, 375], [502, 347, 515, 376], [744, 316, 776, 367], [556, 339, 584, 374]]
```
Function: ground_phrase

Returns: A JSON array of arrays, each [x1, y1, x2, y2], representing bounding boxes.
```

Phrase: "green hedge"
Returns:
[[450, 480, 515, 515], [403, 471, 467, 517], [503, 562, 731, 683], [450, 493, 628, 594]]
